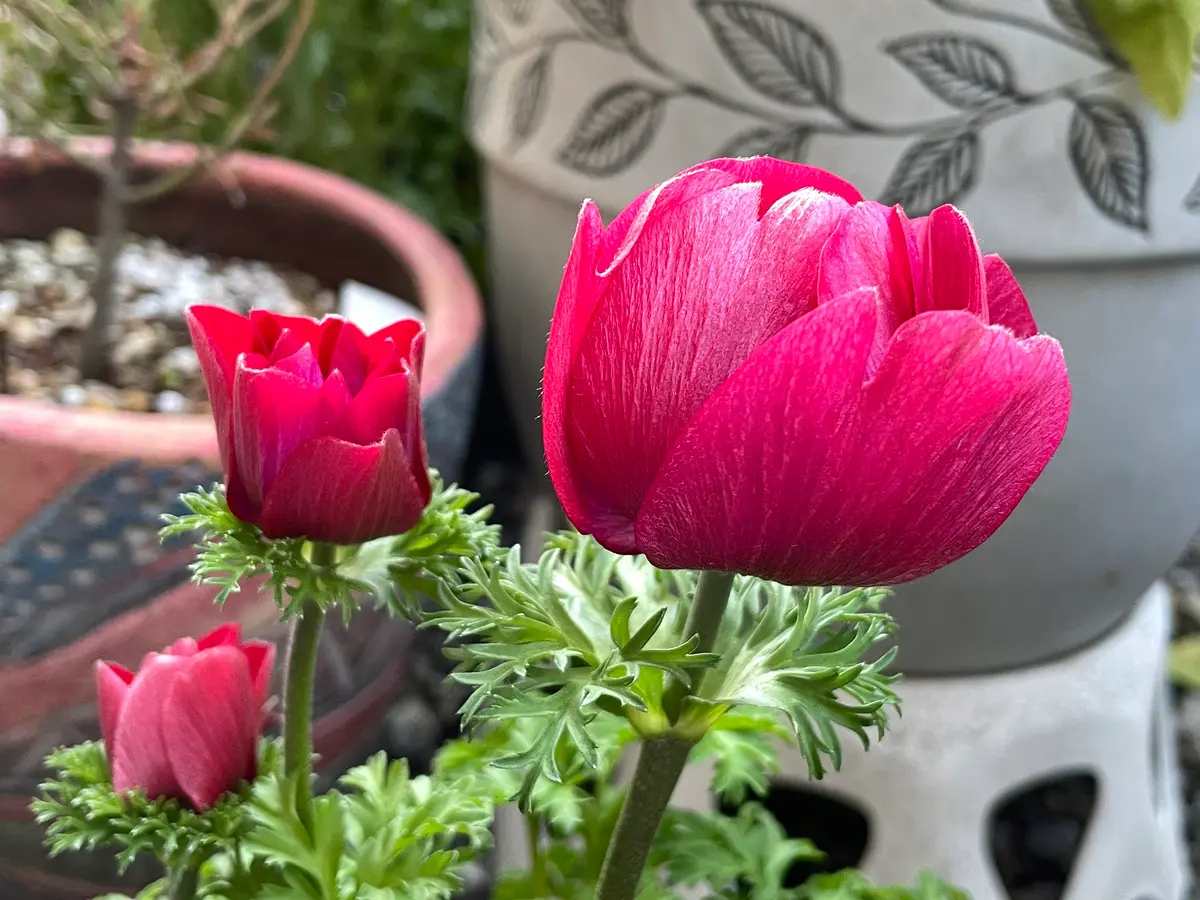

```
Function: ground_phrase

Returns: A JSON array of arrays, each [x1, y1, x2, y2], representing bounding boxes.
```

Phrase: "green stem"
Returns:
[[594, 570, 736, 900], [528, 813, 547, 894], [594, 738, 693, 900], [167, 864, 199, 900], [283, 543, 333, 833], [683, 571, 736, 655]]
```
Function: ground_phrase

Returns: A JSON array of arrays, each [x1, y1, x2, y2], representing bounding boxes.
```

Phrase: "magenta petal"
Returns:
[[567, 181, 845, 550], [249, 309, 321, 353], [369, 319, 424, 373], [681, 157, 864, 213], [242, 640, 276, 708], [271, 342, 324, 385], [111, 655, 190, 801], [818, 201, 915, 367], [166, 637, 199, 657], [197, 623, 241, 651], [256, 430, 429, 543], [983, 255, 1038, 338], [543, 200, 606, 536], [186, 306, 257, 469], [634, 289, 879, 578], [336, 370, 415, 446], [162, 646, 257, 810], [95, 661, 133, 759], [231, 363, 344, 509], [817, 314, 1071, 583], [914, 206, 986, 319], [326, 319, 372, 394]]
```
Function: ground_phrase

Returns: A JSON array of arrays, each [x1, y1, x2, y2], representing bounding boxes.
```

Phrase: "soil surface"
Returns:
[[0, 229, 336, 414]]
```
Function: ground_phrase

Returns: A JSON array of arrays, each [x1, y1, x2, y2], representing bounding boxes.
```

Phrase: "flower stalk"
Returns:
[[595, 570, 735, 900], [282, 542, 333, 833]]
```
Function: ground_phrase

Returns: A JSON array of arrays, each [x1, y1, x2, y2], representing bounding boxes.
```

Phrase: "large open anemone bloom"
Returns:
[[542, 157, 1071, 586], [95, 624, 275, 811], [186, 306, 431, 544]]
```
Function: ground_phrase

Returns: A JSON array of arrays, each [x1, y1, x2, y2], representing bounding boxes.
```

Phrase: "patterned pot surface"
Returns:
[[470, 0, 1200, 261]]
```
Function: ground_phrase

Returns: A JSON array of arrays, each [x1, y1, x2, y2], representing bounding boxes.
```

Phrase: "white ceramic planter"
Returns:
[[469, 0, 1200, 673]]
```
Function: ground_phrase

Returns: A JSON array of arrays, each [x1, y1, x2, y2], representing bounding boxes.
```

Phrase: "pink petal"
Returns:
[[230, 363, 349, 510], [597, 167, 745, 274], [111, 655, 191, 801], [634, 289, 879, 576], [637, 299, 1069, 586], [242, 640, 276, 708], [543, 201, 607, 536], [166, 637, 199, 657], [679, 157, 864, 214], [814, 314, 1070, 584], [335, 369, 417, 447], [325, 319, 372, 394], [271, 342, 324, 386], [983, 255, 1038, 338], [249, 309, 321, 354], [914, 206, 986, 319], [818, 201, 916, 369], [162, 646, 258, 810], [256, 429, 429, 543], [95, 661, 133, 759], [197, 623, 241, 650], [565, 182, 845, 550], [368, 319, 425, 374], [185, 306, 258, 470]]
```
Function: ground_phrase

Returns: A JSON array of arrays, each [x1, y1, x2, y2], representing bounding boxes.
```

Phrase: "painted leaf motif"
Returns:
[[557, 83, 666, 176], [509, 49, 551, 146], [501, 0, 535, 24], [699, 0, 839, 107], [1184, 170, 1200, 213], [564, 0, 629, 39], [886, 34, 1019, 110], [880, 130, 980, 215], [716, 125, 812, 162], [1068, 96, 1148, 230]]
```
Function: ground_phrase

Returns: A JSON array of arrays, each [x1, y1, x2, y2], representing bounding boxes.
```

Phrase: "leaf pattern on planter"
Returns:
[[1068, 95, 1148, 231], [717, 125, 812, 162], [501, 0, 535, 24], [509, 49, 552, 147], [564, 0, 629, 40], [1044, 0, 1123, 63], [886, 34, 1020, 111], [881, 129, 980, 215], [1184, 171, 1200, 213], [698, 0, 839, 107], [558, 83, 667, 175]]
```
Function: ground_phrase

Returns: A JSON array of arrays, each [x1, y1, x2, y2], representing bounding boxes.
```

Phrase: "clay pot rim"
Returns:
[[0, 137, 483, 458]]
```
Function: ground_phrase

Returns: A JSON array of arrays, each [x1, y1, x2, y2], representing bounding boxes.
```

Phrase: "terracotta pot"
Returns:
[[0, 140, 484, 897]]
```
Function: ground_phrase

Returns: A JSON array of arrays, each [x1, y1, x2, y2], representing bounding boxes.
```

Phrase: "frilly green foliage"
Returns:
[[423, 531, 899, 805], [236, 753, 496, 900], [32, 740, 277, 875], [159, 472, 500, 621]]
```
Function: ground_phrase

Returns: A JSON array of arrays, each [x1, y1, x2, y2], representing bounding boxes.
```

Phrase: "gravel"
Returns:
[[0, 229, 337, 413]]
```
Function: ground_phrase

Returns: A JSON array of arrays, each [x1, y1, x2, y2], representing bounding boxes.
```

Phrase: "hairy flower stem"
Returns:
[[594, 570, 735, 900], [283, 543, 333, 833], [167, 864, 199, 900]]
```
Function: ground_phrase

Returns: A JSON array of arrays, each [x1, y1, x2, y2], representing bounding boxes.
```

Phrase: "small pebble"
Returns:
[[58, 384, 87, 407], [0, 234, 330, 413], [154, 390, 190, 414], [49, 228, 92, 268]]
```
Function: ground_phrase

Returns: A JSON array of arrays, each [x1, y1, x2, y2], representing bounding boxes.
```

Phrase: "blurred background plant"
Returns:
[[0, 0, 483, 280], [0, 0, 316, 380], [161, 0, 484, 276]]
